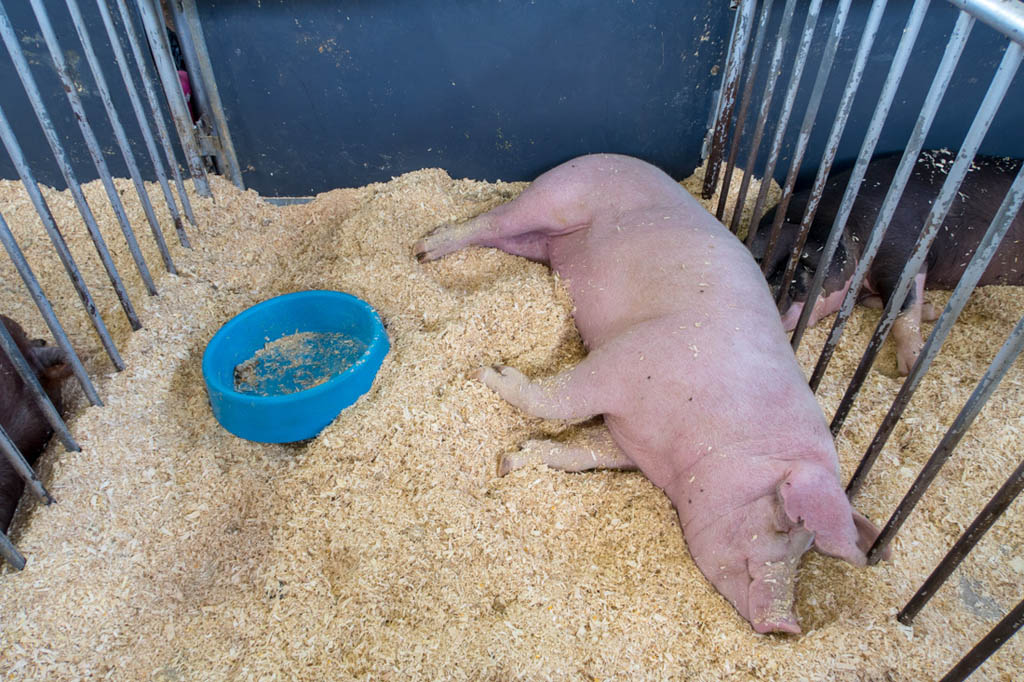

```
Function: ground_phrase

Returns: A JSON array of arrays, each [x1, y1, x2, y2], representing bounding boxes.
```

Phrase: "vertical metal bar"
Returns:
[[164, 0, 214, 127], [786, 0, 890, 349], [0, 320, 77, 453], [804, 0, 931, 392], [716, 0, 776, 222], [864, 315, 1024, 562], [728, 0, 799, 234], [135, 0, 212, 197], [937, 598, 1024, 682], [811, 6, 973, 381], [702, 0, 757, 200], [113, 0, 197, 229], [94, 0, 190, 248], [830, 40, 1022, 437], [756, 0, 852, 261], [173, 0, 245, 189], [850, 159, 1024, 498], [745, 0, 824, 246], [0, 1, 142, 330], [63, 0, 177, 275], [0, 103, 123, 380], [899, 458, 1024, 624], [27, 0, 159, 296], [0, 527, 26, 570], [0, 425, 55, 508]]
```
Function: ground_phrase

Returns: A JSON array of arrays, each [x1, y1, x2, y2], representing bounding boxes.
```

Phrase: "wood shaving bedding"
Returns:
[[0, 163, 1020, 681]]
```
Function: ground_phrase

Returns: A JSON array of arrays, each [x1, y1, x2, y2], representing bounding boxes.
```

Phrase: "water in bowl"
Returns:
[[233, 331, 368, 396]]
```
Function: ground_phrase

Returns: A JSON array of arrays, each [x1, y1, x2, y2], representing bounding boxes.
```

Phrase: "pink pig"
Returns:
[[414, 154, 887, 634]]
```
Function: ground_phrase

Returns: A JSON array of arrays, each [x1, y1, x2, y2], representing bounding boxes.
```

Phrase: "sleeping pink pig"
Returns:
[[414, 154, 887, 634]]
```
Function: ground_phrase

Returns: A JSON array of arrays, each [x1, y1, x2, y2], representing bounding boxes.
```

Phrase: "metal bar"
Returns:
[[716, 0, 776, 222], [830, 39, 1022, 437], [0, 320, 77, 454], [787, 0, 890, 350], [937, 597, 1024, 682], [805, 0, 931, 392], [729, 0, 799, 234], [946, 0, 1024, 46], [0, 527, 26, 570], [174, 0, 245, 189], [135, 0, 212, 197], [899, 456, 1024, 624], [94, 0, 190, 248], [851, 157, 1024, 499], [866, 315, 1024, 563], [114, 0, 197, 229], [745, 0, 824, 247], [27, 0, 159, 296], [813, 6, 973, 385], [0, 1, 142, 330], [0, 103, 123, 381], [758, 0, 852, 266], [0, 212, 107, 401], [63, 0, 178, 276], [164, 0, 214, 129], [0, 424, 55, 506], [701, 0, 756, 200]]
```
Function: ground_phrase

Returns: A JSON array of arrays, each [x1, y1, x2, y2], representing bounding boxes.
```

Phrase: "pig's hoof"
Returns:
[[472, 364, 512, 383], [896, 347, 920, 376], [497, 440, 548, 476], [497, 454, 519, 477], [412, 239, 431, 262], [477, 365, 525, 393]]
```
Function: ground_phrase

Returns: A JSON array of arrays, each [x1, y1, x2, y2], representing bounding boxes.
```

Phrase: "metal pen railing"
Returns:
[[704, 1, 1024, 678]]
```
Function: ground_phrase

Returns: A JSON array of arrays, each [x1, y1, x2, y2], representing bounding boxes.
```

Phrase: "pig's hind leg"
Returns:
[[499, 423, 637, 476], [415, 160, 618, 263], [414, 209, 552, 264]]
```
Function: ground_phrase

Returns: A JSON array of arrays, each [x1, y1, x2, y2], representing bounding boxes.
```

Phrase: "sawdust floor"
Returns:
[[0, 168, 1021, 681]]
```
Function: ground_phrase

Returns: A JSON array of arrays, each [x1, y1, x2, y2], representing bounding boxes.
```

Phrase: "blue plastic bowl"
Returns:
[[202, 290, 389, 443]]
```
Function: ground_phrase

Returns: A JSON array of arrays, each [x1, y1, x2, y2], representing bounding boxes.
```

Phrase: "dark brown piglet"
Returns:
[[752, 150, 1024, 374], [415, 154, 886, 634], [1, 314, 71, 533]]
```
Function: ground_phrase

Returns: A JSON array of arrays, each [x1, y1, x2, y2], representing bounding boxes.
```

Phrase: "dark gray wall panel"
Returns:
[[194, 0, 733, 195]]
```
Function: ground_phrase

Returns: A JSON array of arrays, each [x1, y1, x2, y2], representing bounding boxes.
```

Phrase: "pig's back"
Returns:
[[802, 152, 1024, 289]]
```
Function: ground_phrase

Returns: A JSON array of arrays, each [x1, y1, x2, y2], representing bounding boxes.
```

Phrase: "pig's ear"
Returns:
[[776, 465, 868, 566], [852, 509, 891, 561]]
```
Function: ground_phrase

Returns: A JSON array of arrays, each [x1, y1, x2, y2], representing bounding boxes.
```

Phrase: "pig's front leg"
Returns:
[[472, 344, 622, 421], [499, 423, 637, 476], [892, 272, 928, 376]]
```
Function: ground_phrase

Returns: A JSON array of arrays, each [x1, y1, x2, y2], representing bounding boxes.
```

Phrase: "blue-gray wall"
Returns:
[[193, 0, 733, 195], [0, 1, 170, 191], [0, 1, 1022, 197]]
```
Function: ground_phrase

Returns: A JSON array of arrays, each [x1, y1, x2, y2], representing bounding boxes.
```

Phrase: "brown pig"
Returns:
[[1, 314, 71, 533], [414, 154, 886, 634]]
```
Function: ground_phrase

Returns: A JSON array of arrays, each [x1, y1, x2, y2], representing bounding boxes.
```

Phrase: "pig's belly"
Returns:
[[548, 220, 774, 347]]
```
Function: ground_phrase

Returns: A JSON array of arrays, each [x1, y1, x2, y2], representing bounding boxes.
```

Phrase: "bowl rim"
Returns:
[[202, 290, 388, 405]]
